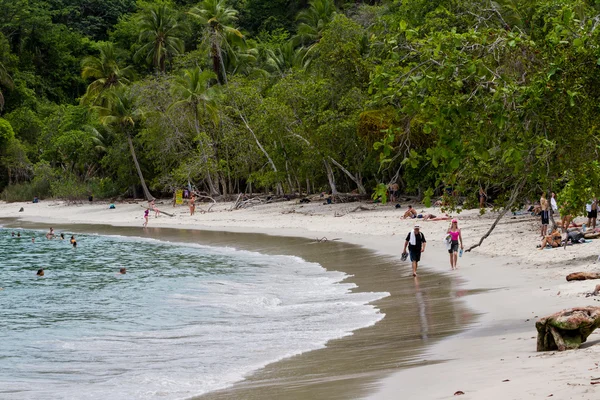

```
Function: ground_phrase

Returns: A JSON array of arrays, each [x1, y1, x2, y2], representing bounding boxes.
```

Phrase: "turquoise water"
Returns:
[[0, 228, 387, 399]]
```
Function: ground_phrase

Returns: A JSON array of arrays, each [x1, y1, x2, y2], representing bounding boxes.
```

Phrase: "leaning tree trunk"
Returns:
[[323, 159, 338, 196], [329, 157, 366, 194], [238, 110, 283, 195], [126, 134, 154, 201]]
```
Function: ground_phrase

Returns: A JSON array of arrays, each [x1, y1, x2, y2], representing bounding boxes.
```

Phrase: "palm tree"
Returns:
[[170, 67, 221, 195], [188, 0, 244, 84], [0, 61, 13, 113], [80, 42, 133, 106], [135, 4, 185, 73], [294, 0, 336, 47], [98, 87, 154, 201], [265, 41, 308, 76]]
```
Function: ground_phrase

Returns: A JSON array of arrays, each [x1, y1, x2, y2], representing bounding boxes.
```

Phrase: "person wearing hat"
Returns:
[[447, 218, 463, 270], [403, 225, 427, 277]]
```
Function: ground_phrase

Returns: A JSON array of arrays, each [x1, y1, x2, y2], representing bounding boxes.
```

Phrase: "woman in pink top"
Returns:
[[447, 219, 463, 270]]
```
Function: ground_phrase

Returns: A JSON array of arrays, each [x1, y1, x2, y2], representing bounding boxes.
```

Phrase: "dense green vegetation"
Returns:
[[2, 0, 600, 217]]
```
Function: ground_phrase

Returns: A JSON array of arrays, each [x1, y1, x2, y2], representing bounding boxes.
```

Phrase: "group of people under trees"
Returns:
[[536, 193, 600, 250]]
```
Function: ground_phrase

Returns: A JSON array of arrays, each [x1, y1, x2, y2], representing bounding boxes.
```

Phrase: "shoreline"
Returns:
[[3, 199, 600, 398], [1, 216, 470, 400]]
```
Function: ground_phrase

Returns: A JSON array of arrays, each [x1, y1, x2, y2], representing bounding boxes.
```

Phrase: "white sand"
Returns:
[[2, 198, 600, 399]]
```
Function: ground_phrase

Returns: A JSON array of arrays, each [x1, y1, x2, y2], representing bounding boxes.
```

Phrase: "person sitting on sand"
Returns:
[[70, 235, 77, 248], [538, 227, 562, 249], [36, 268, 44, 277], [403, 205, 418, 219]]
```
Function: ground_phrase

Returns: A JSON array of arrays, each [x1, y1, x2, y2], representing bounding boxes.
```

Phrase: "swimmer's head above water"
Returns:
[[119, 268, 127, 274], [36, 268, 44, 276]]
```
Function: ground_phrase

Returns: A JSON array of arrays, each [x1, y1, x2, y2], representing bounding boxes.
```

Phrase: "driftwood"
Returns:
[[192, 191, 216, 213], [334, 205, 375, 217], [536, 307, 600, 351], [311, 237, 341, 243], [566, 272, 600, 282], [139, 204, 175, 217]]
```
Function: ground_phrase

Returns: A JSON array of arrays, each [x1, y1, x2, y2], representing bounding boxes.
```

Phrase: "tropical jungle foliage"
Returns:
[[1, 0, 600, 219]]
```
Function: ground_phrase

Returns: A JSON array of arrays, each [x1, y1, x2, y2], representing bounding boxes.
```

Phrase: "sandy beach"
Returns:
[[2, 198, 600, 399]]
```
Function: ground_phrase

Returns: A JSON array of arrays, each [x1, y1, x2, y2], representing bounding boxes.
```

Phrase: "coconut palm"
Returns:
[[170, 67, 221, 194], [265, 41, 308, 76], [80, 42, 133, 106], [98, 87, 154, 201], [294, 0, 336, 47], [135, 4, 185, 73], [188, 0, 244, 84]]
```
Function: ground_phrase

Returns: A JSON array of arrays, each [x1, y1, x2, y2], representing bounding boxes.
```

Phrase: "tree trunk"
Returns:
[[237, 110, 283, 195], [466, 178, 526, 252], [126, 134, 154, 201], [323, 159, 338, 196], [329, 157, 366, 194]]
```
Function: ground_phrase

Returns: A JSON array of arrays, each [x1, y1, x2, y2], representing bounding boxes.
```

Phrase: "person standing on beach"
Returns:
[[403, 225, 426, 277], [540, 193, 549, 237], [143, 208, 149, 227], [447, 219, 464, 270], [478, 187, 487, 209], [189, 193, 196, 216], [550, 192, 559, 217], [586, 199, 597, 229]]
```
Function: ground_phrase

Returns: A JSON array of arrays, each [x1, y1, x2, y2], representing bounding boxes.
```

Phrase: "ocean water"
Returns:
[[0, 228, 387, 400]]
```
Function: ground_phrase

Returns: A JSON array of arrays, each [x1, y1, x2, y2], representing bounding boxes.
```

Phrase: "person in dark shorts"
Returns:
[[402, 225, 427, 277], [586, 199, 598, 229], [540, 193, 549, 237]]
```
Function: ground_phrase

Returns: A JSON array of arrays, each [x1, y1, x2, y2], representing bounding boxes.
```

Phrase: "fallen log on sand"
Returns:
[[536, 307, 600, 351], [566, 272, 600, 281]]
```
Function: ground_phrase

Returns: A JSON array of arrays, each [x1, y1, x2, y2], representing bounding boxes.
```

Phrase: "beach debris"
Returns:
[[18, 207, 24, 212], [585, 285, 600, 297], [311, 237, 341, 243], [502, 379, 510, 382], [566, 272, 600, 281], [536, 307, 600, 351], [453, 391, 465, 396]]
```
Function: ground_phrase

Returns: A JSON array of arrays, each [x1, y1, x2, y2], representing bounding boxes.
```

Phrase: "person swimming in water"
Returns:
[[31, 236, 35, 243], [119, 268, 127, 274], [60, 233, 65, 240], [46, 227, 55, 240], [70, 235, 77, 248], [36, 268, 44, 276], [17, 232, 21, 238]]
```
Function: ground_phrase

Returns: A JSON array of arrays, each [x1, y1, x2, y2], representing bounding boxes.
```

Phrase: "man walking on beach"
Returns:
[[403, 225, 426, 277]]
